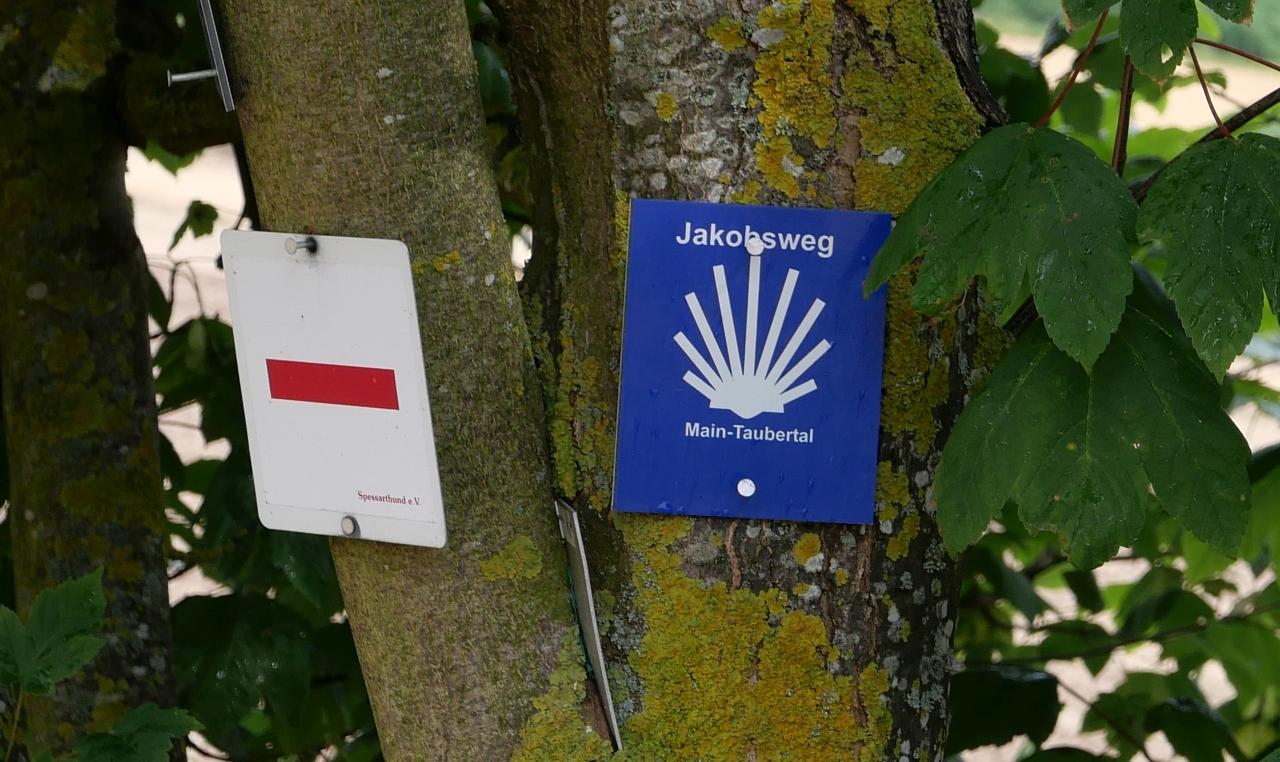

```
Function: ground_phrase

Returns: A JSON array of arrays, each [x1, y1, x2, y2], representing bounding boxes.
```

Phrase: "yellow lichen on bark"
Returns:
[[510, 636, 616, 762], [841, 0, 982, 214], [613, 514, 894, 762], [705, 18, 746, 52], [480, 536, 545, 581], [752, 0, 836, 198]]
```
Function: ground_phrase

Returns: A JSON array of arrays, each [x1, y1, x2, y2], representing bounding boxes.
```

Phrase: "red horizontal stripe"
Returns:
[[266, 359, 399, 410]]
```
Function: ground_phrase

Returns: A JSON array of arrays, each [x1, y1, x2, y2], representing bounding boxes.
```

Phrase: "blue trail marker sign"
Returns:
[[614, 199, 892, 524]]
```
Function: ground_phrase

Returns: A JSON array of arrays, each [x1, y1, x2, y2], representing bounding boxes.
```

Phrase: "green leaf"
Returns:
[[471, 41, 511, 111], [1181, 531, 1232, 584], [1120, 0, 1198, 80], [1242, 446, 1280, 560], [168, 200, 219, 252], [0, 607, 26, 685], [935, 286, 1250, 567], [935, 319, 1144, 565], [27, 569, 105, 647], [1200, 0, 1254, 24], [1145, 697, 1248, 762], [1059, 84, 1104, 136], [967, 547, 1050, 620], [74, 705, 202, 762], [1138, 134, 1280, 376], [142, 141, 200, 176], [1037, 620, 1113, 674], [24, 569, 106, 694], [112, 703, 203, 738], [980, 48, 1052, 124], [1193, 621, 1280, 707], [269, 532, 344, 619], [31, 635, 105, 694], [946, 665, 1060, 752], [147, 271, 172, 335], [865, 124, 1136, 369], [173, 593, 313, 734], [1064, 569, 1106, 612], [1063, 0, 1114, 28]]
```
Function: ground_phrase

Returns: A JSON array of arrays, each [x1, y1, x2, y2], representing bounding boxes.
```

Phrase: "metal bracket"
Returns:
[[165, 0, 235, 112], [555, 500, 623, 750]]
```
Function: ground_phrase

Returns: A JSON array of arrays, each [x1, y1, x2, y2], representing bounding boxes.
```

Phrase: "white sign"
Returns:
[[221, 231, 446, 548]]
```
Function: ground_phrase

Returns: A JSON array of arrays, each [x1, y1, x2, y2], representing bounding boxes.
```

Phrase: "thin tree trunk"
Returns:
[[0, 5, 183, 751], [493, 0, 1010, 758], [218, 1, 586, 759]]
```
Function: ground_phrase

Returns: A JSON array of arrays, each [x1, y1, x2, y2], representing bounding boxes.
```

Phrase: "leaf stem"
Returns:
[[1112, 56, 1135, 175], [1191, 46, 1233, 139], [1035, 10, 1108, 128], [5, 691, 23, 762], [1195, 37, 1280, 74]]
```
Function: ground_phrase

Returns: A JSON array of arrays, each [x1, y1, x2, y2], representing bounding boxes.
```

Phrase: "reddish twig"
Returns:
[[1112, 56, 1135, 175], [1191, 46, 1233, 139], [1036, 11, 1109, 128], [1195, 37, 1280, 74]]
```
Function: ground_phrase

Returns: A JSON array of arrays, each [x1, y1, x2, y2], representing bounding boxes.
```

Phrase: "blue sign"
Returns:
[[614, 199, 891, 524]]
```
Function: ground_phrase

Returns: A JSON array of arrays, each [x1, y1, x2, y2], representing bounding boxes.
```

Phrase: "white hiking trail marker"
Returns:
[[674, 236, 830, 420]]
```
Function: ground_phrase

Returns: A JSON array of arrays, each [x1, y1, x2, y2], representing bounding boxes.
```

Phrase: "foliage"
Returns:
[[1138, 135, 1280, 375], [168, 201, 219, 252], [0, 572, 198, 762], [950, 499, 1280, 762], [940, 8, 1280, 761], [870, 0, 1280, 568], [864, 123, 1137, 369], [148, 277, 378, 760], [936, 271, 1250, 570]]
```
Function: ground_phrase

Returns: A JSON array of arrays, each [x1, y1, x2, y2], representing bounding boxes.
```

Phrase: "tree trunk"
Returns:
[[0, 3, 183, 751], [493, 0, 1010, 758], [217, 1, 589, 759]]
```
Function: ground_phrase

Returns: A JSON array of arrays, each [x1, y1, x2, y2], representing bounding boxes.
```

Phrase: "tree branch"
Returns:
[[1130, 84, 1280, 203]]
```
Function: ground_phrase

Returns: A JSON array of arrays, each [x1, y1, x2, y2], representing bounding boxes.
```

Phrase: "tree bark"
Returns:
[[0, 1, 199, 751], [492, 0, 1010, 758], [218, 1, 588, 759]]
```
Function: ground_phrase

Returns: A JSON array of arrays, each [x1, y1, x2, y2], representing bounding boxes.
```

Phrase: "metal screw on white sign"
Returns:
[[285, 236, 317, 256]]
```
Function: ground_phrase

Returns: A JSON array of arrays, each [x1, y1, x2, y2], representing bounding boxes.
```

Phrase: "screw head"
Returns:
[[737, 478, 756, 497], [340, 516, 358, 536], [285, 236, 317, 255], [746, 236, 765, 256]]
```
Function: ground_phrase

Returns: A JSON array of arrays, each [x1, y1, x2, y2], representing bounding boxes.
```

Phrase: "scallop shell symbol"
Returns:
[[673, 234, 830, 420]]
